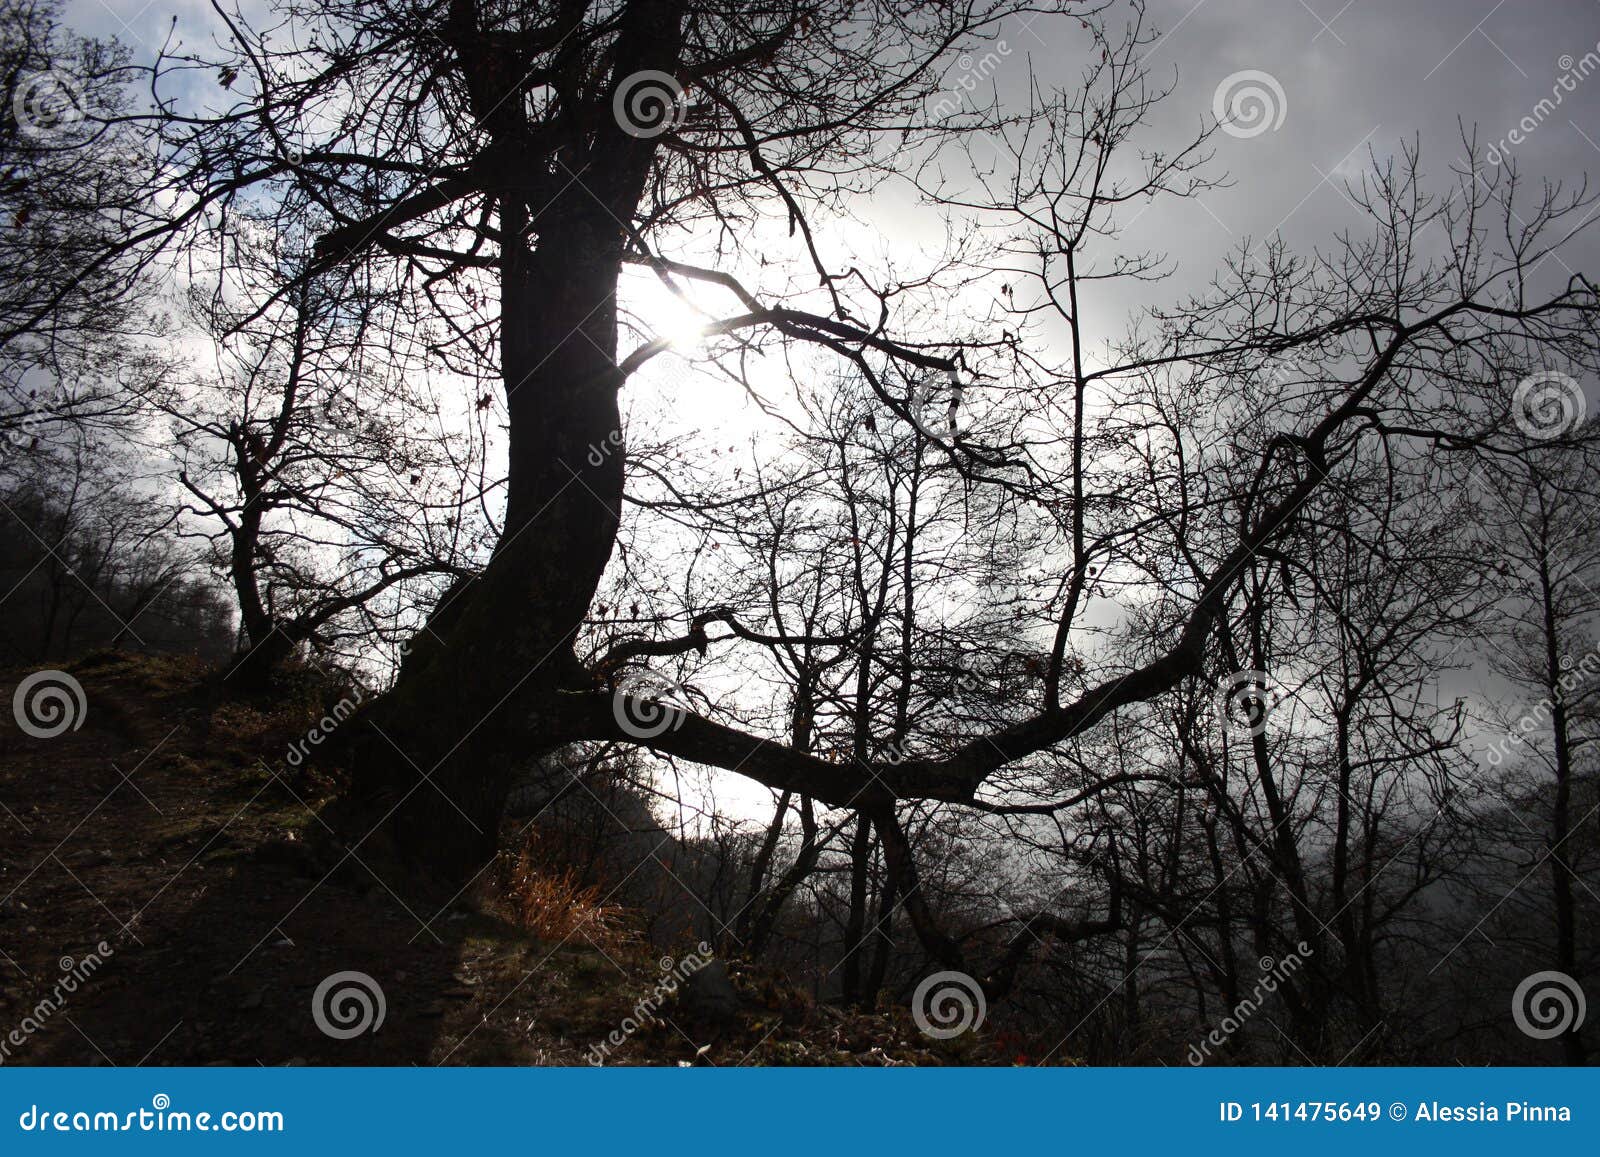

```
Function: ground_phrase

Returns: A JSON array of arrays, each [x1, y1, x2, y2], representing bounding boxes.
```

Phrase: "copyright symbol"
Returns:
[[1388, 1102, 1407, 1121]]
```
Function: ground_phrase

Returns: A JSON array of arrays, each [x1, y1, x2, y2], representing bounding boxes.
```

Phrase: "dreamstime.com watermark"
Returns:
[[2, 408, 45, 449], [612, 670, 691, 739], [1213, 669, 1290, 740], [908, 368, 972, 441], [585, 943, 714, 1064], [1212, 70, 1287, 139], [613, 70, 689, 138], [1511, 970, 1587, 1040], [1483, 648, 1600, 767], [585, 428, 625, 468], [11, 69, 85, 141], [912, 969, 987, 1040], [284, 685, 366, 766], [926, 41, 1012, 121], [11, 669, 86, 739], [1485, 46, 1600, 166], [312, 970, 386, 1039], [1512, 370, 1587, 439], [1186, 942, 1314, 1065], [17, 1095, 283, 1133], [0, 942, 114, 1065]]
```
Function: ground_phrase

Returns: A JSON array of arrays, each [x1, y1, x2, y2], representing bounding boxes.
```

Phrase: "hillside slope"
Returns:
[[0, 653, 982, 1066]]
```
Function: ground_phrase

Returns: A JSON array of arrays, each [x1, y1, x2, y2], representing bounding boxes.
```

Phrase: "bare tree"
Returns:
[[159, 225, 493, 683], [1474, 438, 1600, 1065], [33, 0, 1593, 918], [0, 0, 157, 451]]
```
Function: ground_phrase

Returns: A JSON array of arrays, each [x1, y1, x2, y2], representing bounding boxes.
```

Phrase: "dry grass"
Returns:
[[491, 841, 635, 954]]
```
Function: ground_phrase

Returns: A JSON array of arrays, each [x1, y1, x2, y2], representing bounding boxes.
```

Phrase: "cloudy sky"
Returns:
[[56, 0, 1600, 342], [999, 0, 1600, 332]]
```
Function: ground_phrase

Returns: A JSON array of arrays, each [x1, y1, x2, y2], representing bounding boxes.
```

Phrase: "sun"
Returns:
[[627, 269, 711, 352]]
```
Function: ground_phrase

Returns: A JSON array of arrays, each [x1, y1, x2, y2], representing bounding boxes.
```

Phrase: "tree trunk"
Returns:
[[839, 815, 874, 1004], [347, 207, 627, 885], [1537, 535, 1587, 1066], [220, 432, 292, 688]]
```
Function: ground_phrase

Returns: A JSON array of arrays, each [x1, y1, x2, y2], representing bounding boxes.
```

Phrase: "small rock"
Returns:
[[683, 961, 740, 1023]]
